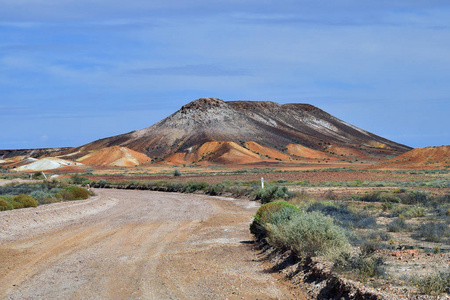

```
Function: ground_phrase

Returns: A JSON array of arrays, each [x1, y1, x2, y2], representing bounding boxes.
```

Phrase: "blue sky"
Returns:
[[1, 0, 449, 149]]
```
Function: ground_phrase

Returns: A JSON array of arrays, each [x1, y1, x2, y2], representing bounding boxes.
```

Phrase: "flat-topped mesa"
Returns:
[[63, 97, 412, 165], [227, 101, 321, 114], [282, 103, 319, 112], [180, 98, 226, 112], [227, 100, 281, 110]]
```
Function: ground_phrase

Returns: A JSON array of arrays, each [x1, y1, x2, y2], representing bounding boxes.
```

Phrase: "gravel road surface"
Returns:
[[0, 189, 305, 299]]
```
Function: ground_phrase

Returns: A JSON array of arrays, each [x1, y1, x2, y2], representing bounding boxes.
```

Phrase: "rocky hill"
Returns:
[[68, 98, 411, 165]]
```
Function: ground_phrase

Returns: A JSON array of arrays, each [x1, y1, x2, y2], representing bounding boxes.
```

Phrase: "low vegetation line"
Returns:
[[0, 179, 92, 211], [71, 175, 296, 203]]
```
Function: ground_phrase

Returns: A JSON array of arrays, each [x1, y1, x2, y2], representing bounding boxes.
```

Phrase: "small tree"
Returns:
[[33, 172, 43, 179], [174, 170, 182, 177]]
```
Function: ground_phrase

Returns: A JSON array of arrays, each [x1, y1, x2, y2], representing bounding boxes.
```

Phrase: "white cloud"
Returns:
[[0, 0, 449, 148]]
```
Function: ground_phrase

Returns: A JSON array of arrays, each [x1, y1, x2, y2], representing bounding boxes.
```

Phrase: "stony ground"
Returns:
[[0, 189, 307, 299]]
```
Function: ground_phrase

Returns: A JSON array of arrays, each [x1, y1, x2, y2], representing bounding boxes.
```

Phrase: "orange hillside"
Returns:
[[244, 141, 292, 161], [286, 144, 332, 159], [165, 141, 262, 165], [366, 145, 450, 170], [77, 146, 151, 167]]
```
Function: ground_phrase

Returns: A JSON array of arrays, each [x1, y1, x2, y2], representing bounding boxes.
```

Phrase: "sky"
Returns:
[[1, 0, 449, 150]]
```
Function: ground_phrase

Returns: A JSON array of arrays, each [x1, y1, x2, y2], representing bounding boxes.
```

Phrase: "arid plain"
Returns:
[[1, 99, 449, 299]]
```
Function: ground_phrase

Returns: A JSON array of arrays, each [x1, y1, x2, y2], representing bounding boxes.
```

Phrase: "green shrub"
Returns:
[[173, 169, 182, 177], [268, 211, 350, 260], [253, 185, 294, 204], [252, 201, 299, 225], [71, 175, 90, 185], [250, 201, 299, 238], [307, 202, 376, 230], [228, 185, 251, 198], [271, 206, 300, 226], [33, 171, 44, 179], [388, 218, 409, 232], [400, 206, 426, 219], [429, 193, 450, 208], [167, 183, 183, 192], [360, 192, 382, 202], [415, 222, 449, 242], [209, 183, 225, 196], [10, 200, 24, 209], [412, 271, 450, 295], [11, 194, 37, 208], [360, 191, 401, 203], [381, 201, 394, 211], [182, 182, 208, 193], [366, 230, 391, 242], [401, 191, 429, 205], [381, 193, 401, 203], [389, 205, 406, 217], [355, 214, 377, 229], [58, 186, 89, 200], [0, 198, 11, 211], [29, 190, 58, 205], [334, 252, 385, 281]]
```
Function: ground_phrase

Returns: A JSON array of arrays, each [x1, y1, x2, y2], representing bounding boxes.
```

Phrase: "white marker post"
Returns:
[[261, 177, 264, 189]]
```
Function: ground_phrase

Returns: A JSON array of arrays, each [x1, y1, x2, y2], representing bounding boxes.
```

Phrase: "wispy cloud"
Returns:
[[129, 64, 250, 77], [0, 0, 449, 148]]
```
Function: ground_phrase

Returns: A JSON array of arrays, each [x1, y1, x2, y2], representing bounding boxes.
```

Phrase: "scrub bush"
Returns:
[[0, 198, 11, 211], [209, 183, 225, 196], [388, 218, 409, 232], [401, 191, 429, 205], [29, 190, 58, 205], [70, 175, 90, 185], [400, 206, 426, 219], [360, 192, 400, 203], [253, 185, 294, 204], [182, 182, 208, 193], [307, 202, 376, 229], [334, 252, 385, 281], [412, 271, 450, 295], [268, 211, 350, 260], [415, 222, 449, 242], [58, 186, 90, 200], [250, 201, 299, 238], [11, 194, 37, 208]]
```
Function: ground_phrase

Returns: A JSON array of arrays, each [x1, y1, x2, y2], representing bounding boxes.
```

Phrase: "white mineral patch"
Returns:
[[16, 157, 82, 171]]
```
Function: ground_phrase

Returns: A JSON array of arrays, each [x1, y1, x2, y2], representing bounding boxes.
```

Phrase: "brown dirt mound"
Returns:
[[286, 144, 332, 159], [366, 145, 450, 170], [77, 146, 151, 167], [165, 141, 262, 165], [244, 141, 292, 161]]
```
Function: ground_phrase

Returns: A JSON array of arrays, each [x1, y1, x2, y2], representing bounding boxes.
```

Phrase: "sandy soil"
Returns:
[[0, 189, 306, 299]]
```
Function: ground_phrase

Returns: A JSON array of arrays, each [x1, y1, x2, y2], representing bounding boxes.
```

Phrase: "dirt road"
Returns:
[[0, 189, 305, 299]]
